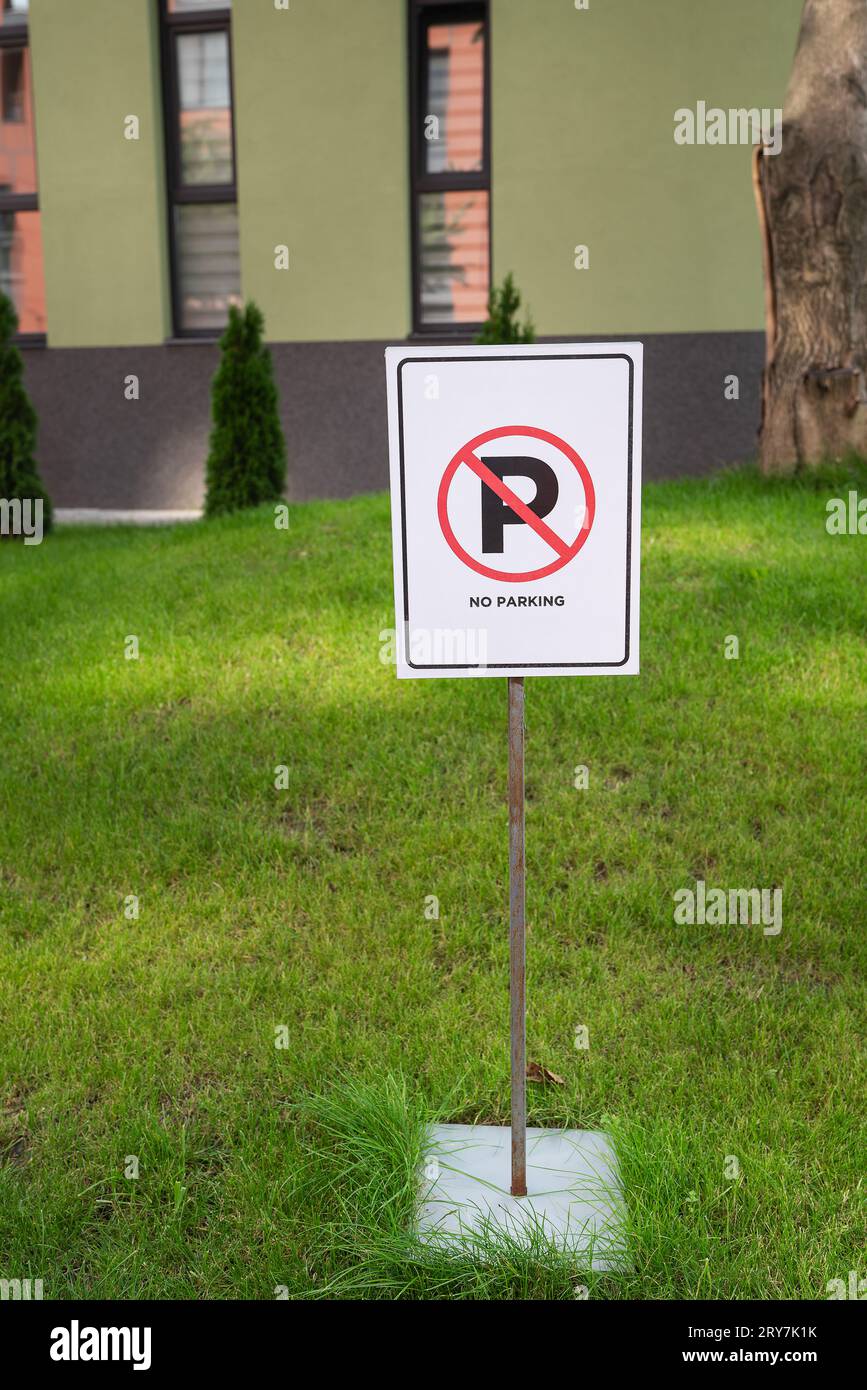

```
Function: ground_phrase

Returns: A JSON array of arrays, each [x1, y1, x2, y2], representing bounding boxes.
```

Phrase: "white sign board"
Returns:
[[385, 342, 642, 679]]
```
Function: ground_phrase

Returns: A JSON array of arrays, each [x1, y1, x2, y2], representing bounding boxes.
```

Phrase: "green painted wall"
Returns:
[[491, 0, 804, 335], [29, 0, 169, 347], [232, 0, 410, 342], [26, 0, 805, 348]]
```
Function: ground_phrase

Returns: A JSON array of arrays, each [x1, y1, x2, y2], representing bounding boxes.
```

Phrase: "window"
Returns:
[[0, 0, 46, 340], [160, 0, 240, 337], [409, 1, 490, 333]]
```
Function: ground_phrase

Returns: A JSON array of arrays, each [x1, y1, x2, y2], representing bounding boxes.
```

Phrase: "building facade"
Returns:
[[2, 0, 803, 510]]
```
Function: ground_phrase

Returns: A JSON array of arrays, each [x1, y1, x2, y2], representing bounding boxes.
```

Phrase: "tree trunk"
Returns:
[[757, 0, 867, 474]]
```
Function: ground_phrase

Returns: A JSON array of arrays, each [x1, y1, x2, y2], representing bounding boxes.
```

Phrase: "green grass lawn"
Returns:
[[0, 465, 864, 1300]]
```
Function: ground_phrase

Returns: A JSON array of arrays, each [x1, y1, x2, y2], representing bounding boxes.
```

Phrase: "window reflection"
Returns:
[[162, 0, 239, 335], [413, 6, 489, 329], [0, 25, 44, 335], [166, 0, 230, 11], [0, 0, 29, 30], [425, 21, 484, 175], [177, 30, 233, 185], [0, 45, 36, 188], [0, 208, 46, 333], [174, 203, 241, 332], [419, 189, 489, 325]]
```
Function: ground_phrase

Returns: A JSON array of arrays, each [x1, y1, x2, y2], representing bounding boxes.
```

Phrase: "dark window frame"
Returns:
[[159, 0, 238, 340], [0, 12, 45, 346], [408, 0, 491, 338]]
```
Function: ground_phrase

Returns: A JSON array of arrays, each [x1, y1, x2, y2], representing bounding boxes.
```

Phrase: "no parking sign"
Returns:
[[385, 343, 643, 678], [384, 341, 644, 1207]]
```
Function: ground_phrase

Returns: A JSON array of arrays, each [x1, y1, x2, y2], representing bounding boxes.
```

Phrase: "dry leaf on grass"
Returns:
[[526, 1062, 564, 1085]]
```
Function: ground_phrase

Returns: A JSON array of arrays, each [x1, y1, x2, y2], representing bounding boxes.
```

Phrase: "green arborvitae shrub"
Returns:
[[0, 291, 52, 536], [204, 301, 287, 518], [474, 272, 535, 345]]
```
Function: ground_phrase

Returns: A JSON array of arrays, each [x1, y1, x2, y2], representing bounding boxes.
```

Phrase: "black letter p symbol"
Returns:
[[479, 456, 559, 553]]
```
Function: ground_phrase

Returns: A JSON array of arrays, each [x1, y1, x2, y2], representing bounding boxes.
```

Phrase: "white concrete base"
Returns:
[[55, 509, 202, 526], [417, 1123, 626, 1268]]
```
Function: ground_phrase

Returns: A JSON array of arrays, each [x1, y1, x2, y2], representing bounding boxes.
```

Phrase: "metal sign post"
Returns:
[[508, 676, 527, 1197]]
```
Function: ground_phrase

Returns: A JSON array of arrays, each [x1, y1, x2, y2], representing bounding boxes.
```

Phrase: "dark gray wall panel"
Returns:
[[21, 332, 764, 510]]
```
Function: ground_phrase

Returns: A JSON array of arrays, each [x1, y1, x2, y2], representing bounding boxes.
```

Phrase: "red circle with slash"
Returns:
[[437, 424, 595, 583]]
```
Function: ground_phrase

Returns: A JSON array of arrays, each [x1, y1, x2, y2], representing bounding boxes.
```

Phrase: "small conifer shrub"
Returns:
[[0, 291, 52, 537], [204, 301, 287, 517], [474, 272, 535, 345]]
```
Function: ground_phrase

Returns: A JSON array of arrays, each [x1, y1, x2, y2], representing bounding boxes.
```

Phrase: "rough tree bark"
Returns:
[[756, 0, 867, 474]]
